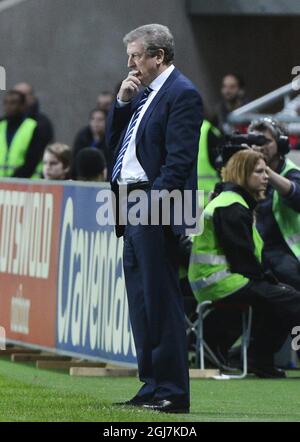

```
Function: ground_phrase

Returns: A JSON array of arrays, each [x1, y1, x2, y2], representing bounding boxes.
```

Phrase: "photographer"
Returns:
[[188, 149, 300, 378], [248, 118, 300, 291]]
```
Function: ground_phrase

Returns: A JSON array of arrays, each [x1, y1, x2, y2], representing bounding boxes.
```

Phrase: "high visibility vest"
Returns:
[[197, 120, 221, 206], [0, 118, 37, 177], [188, 191, 263, 303], [272, 158, 300, 260]]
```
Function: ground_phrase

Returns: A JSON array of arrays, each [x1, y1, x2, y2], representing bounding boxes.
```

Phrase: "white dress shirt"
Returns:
[[118, 64, 175, 184]]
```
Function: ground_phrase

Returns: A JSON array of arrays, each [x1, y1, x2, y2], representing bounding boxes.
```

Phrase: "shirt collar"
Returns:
[[149, 64, 175, 92]]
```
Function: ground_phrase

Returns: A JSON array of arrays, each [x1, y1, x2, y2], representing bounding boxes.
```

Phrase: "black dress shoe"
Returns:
[[142, 399, 190, 414], [113, 396, 152, 407], [228, 352, 287, 379], [249, 365, 287, 379]]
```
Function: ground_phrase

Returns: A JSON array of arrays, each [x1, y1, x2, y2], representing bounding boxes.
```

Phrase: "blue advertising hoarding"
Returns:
[[56, 184, 137, 366]]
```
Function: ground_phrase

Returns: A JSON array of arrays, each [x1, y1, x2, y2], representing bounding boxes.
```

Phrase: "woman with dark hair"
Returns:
[[189, 150, 300, 377]]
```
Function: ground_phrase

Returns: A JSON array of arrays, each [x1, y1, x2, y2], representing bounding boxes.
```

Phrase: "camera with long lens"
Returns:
[[215, 133, 269, 170]]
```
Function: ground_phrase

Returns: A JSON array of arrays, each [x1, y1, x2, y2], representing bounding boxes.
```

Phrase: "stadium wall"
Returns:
[[0, 0, 299, 144]]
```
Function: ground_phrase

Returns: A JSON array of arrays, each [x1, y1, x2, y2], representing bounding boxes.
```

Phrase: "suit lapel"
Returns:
[[135, 68, 180, 145]]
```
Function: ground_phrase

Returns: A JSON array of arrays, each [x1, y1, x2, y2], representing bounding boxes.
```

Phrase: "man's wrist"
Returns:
[[117, 97, 131, 107]]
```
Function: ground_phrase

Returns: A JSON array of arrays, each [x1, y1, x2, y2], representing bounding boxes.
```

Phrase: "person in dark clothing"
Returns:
[[214, 73, 247, 134], [74, 147, 107, 182], [96, 91, 114, 113], [189, 149, 300, 377], [72, 108, 111, 178], [13, 82, 54, 149], [0, 90, 44, 178]]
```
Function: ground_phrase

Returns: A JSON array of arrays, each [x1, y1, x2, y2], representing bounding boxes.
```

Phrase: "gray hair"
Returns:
[[123, 24, 174, 64], [248, 117, 286, 141]]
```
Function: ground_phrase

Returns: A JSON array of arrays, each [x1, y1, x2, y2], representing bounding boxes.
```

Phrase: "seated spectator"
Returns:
[[75, 147, 107, 182], [214, 73, 247, 134], [96, 91, 114, 113], [72, 109, 110, 177], [0, 90, 44, 178], [42, 143, 71, 180], [13, 82, 54, 148], [188, 149, 300, 378]]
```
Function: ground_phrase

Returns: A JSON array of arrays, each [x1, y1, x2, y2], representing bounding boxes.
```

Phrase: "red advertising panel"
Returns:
[[0, 181, 63, 347]]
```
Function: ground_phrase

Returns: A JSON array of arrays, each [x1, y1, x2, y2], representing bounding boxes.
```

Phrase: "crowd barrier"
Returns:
[[0, 179, 137, 367]]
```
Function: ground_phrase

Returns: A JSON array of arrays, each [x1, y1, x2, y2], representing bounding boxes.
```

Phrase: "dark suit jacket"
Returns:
[[106, 67, 203, 237]]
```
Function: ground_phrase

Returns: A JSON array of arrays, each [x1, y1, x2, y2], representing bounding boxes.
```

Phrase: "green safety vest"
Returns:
[[188, 191, 263, 303], [197, 120, 221, 207], [272, 158, 300, 260], [0, 118, 38, 177]]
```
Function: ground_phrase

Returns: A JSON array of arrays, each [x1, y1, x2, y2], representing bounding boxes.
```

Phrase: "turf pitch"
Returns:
[[0, 358, 299, 422]]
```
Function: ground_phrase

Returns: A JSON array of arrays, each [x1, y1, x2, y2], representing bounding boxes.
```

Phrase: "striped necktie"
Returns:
[[111, 86, 152, 182]]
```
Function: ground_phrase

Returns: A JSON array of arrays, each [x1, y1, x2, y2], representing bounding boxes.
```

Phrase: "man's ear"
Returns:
[[156, 49, 165, 65]]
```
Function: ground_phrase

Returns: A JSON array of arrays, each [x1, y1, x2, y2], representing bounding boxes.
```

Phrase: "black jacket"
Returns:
[[27, 100, 54, 148], [212, 182, 278, 283]]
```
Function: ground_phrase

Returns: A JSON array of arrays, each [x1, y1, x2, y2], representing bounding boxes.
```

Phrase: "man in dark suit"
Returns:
[[106, 24, 203, 413]]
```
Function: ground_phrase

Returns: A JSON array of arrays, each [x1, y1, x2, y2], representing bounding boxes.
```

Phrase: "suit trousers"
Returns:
[[123, 222, 189, 403]]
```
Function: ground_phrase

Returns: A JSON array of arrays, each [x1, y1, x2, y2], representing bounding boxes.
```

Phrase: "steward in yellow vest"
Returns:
[[188, 150, 300, 377], [272, 159, 300, 260], [0, 90, 43, 178], [188, 186, 263, 302], [249, 117, 300, 291], [197, 119, 221, 206]]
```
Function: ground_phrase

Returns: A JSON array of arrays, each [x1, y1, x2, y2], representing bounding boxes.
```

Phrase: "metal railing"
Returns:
[[228, 79, 300, 134], [0, 0, 28, 13]]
